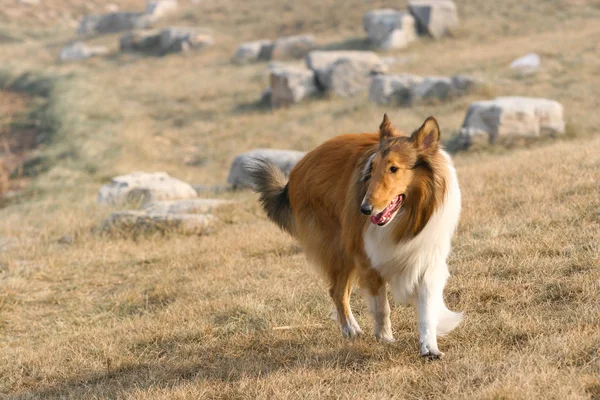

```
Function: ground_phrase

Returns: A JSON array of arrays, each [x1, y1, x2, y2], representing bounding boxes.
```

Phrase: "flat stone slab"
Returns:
[[98, 172, 197, 206], [460, 96, 565, 146], [369, 74, 478, 105], [227, 149, 305, 189], [143, 198, 235, 214], [102, 211, 218, 235]]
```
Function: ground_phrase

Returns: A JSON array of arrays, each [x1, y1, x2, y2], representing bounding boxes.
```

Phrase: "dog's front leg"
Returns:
[[416, 268, 447, 359]]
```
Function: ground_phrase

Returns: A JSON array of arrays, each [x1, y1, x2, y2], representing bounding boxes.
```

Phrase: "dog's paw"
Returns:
[[341, 323, 362, 339], [375, 329, 396, 343], [420, 347, 444, 360]]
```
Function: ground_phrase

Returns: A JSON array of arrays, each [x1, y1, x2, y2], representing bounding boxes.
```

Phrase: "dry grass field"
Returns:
[[1, 0, 599, 399]]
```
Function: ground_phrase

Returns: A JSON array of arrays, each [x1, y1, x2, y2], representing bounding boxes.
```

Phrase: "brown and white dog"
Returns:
[[250, 115, 462, 358]]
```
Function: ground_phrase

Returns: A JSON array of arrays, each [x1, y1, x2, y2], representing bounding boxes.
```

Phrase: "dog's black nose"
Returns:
[[360, 203, 373, 215]]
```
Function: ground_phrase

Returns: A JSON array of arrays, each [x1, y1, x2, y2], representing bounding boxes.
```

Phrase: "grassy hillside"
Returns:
[[1, 0, 599, 398]]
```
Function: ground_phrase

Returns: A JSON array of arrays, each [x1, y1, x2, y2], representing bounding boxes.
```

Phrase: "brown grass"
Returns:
[[0, 0, 599, 398]]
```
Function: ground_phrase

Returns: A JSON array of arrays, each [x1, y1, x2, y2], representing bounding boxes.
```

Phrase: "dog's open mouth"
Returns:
[[370, 194, 405, 226]]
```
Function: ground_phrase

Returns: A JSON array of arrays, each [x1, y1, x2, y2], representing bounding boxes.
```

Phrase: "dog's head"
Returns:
[[360, 114, 441, 226]]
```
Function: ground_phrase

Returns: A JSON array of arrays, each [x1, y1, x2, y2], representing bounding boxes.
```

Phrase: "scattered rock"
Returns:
[[120, 29, 162, 53], [410, 76, 454, 104], [271, 35, 317, 60], [103, 211, 218, 235], [363, 9, 417, 49], [98, 172, 198, 206], [510, 53, 540, 76], [59, 41, 108, 62], [227, 149, 306, 188], [408, 0, 458, 39], [369, 74, 477, 105], [146, 0, 178, 21], [193, 184, 235, 194], [120, 27, 213, 54], [461, 97, 565, 145], [327, 58, 386, 97], [369, 74, 423, 105], [78, 12, 152, 35], [143, 198, 235, 214], [306, 51, 387, 92], [270, 65, 318, 108], [232, 40, 274, 64], [159, 27, 213, 54]]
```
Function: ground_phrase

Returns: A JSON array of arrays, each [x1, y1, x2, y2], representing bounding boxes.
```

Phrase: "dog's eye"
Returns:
[[389, 166, 398, 174]]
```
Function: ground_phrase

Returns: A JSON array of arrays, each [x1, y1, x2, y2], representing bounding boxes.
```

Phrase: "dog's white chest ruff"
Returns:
[[363, 151, 461, 303]]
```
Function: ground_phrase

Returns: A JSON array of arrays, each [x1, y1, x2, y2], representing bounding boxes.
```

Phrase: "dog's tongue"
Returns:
[[370, 196, 401, 225]]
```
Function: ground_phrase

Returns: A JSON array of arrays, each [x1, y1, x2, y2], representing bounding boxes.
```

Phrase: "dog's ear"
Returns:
[[379, 113, 402, 142], [412, 116, 440, 154]]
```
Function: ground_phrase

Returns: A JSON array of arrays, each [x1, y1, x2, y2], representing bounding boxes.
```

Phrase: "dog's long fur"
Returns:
[[250, 115, 462, 358]]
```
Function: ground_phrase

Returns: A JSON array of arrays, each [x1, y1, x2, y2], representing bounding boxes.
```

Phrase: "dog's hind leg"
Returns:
[[329, 267, 362, 338]]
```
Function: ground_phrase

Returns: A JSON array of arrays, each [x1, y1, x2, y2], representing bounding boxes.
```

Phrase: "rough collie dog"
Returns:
[[250, 115, 462, 358]]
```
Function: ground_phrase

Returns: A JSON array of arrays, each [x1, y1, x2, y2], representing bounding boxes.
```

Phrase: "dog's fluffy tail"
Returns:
[[247, 158, 295, 236], [437, 304, 463, 336]]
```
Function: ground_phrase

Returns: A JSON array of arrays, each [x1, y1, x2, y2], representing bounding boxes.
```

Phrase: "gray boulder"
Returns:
[[103, 211, 217, 235], [227, 149, 306, 188], [271, 35, 317, 60], [232, 40, 274, 64], [510, 53, 540, 76], [119, 30, 162, 53], [363, 9, 417, 49], [369, 74, 423, 105], [59, 41, 108, 62], [270, 66, 318, 108], [78, 12, 152, 35], [461, 97, 565, 145], [408, 0, 458, 39], [143, 198, 235, 214], [370, 73, 478, 105], [98, 172, 197, 205], [159, 27, 213, 54], [305, 51, 387, 91]]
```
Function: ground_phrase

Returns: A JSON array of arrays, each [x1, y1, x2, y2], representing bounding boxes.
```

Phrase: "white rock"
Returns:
[[143, 198, 235, 214], [18, 0, 41, 5], [146, 0, 178, 21], [103, 211, 218, 235], [98, 172, 198, 205], [305, 50, 387, 90], [77, 12, 152, 35], [232, 40, 274, 64], [510, 53, 540, 76], [159, 27, 213, 53], [462, 97, 565, 144], [270, 65, 318, 108], [408, 0, 458, 39], [227, 149, 306, 188], [59, 41, 108, 62], [328, 58, 387, 97], [271, 35, 317, 60], [369, 74, 423, 105], [363, 9, 417, 49]]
